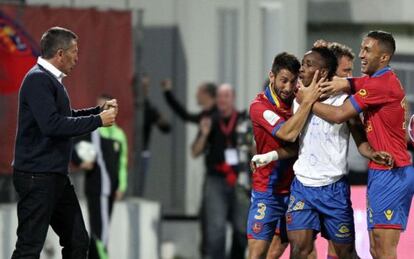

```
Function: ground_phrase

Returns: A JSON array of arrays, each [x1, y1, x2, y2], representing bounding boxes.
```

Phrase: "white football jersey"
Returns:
[[293, 94, 350, 187]]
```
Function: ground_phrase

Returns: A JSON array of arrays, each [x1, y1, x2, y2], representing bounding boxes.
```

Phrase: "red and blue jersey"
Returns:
[[249, 87, 295, 195], [348, 66, 411, 169]]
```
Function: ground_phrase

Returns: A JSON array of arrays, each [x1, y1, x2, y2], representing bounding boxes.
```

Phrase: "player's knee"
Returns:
[[371, 233, 397, 258], [332, 243, 354, 259], [249, 250, 266, 259], [248, 241, 268, 259], [289, 240, 313, 257], [266, 242, 288, 259]]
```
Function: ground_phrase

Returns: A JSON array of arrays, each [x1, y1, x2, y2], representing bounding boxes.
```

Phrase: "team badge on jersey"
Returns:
[[357, 89, 368, 98], [365, 120, 373, 133], [263, 110, 280, 126]]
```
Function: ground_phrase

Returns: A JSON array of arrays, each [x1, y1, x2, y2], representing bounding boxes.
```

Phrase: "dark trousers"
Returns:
[[201, 175, 249, 259], [11, 171, 89, 259], [86, 194, 115, 259]]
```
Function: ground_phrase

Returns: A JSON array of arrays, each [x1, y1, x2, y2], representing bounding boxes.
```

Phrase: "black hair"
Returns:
[[271, 52, 300, 76], [40, 27, 78, 59], [311, 46, 338, 80], [366, 30, 396, 56], [328, 42, 355, 60], [200, 82, 217, 98]]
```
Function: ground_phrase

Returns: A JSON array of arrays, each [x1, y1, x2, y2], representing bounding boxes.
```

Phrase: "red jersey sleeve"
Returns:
[[349, 76, 390, 113], [249, 101, 286, 136], [348, 76, 369, 93]]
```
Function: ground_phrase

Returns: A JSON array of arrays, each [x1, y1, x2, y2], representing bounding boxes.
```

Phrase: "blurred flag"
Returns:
[[0, 11, 39, 95]]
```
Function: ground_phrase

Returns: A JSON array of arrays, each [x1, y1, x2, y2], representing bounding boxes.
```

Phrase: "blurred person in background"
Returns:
[[161, 78, 217, 123], [139, 74, 171, 196], [11, 27, 117, 259], [192, 83, 249, 259], [72, 94, 128, 259]]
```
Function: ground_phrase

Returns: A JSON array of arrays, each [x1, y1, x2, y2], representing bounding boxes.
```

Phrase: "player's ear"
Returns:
[[380, 53, 390, 64], [319, 68, 328, 79], [268, 71, 275, 83]]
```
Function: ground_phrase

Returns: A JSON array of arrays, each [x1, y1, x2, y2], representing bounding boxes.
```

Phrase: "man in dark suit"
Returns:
[[11, 26, 117, 259]]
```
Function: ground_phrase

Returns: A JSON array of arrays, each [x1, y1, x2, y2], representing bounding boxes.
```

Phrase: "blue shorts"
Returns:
[[247, 191, 289, 242], [367, 166, 414, 230], [286, 177, 355, 244]]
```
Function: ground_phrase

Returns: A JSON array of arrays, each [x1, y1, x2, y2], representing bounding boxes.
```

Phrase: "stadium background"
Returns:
[[1, 0, 414, 258]]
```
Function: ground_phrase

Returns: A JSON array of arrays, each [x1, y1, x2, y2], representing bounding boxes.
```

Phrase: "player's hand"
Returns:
[[297, 70, 324, 105], [115, 190, 125, 201], [200, 117, 212, 136], [80, 161, 94, 170], [371, 151, 394, 167], [320, 76, 350, 99], [102, 99, 118, 115], [161, 79, 172, 91], [251, 151, 278, 169], [100, 108, 116, 127]]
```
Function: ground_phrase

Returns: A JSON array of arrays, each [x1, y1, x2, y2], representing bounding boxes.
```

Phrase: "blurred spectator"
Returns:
[[192, 84, 249, 259], [140, 74, 171, 196], [161, 79, 217, 123], [72, 94, 128, 259]]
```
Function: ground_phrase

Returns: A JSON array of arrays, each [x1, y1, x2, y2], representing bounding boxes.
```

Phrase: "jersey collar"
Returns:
[[372, 66, 392, 78], [264, 86, 292, 115], [265, 86, 281, 107]]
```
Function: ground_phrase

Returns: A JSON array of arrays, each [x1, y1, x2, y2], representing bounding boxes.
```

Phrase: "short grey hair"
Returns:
[[40, 27, 78, 59]]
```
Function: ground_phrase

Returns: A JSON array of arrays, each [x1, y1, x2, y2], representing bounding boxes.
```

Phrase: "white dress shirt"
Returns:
[[37, 56, 66, 84]]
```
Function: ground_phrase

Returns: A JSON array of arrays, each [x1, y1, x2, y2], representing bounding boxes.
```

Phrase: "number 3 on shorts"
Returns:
[[254, 202, 266, 220]]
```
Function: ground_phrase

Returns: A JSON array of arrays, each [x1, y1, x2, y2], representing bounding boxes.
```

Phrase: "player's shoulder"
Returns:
[[326, 92, 349, 105], [250, 92, 268, 111]]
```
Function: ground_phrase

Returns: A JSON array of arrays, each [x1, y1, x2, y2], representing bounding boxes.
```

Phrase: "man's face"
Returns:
[[336, 56, 353, 77], [299, 51, 324, 87], [58, 39, 78, 75], [269, 69, 298, 102], [359, 37, 383, 76], [216, 86, 234, 113]]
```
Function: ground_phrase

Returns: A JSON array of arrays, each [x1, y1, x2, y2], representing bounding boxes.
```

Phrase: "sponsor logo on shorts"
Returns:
[[367, 208, 373, 223], [292, 201, 305, 211], [252, 222, 263, 233], [384, 209, 394, 221], [286, 213, 292, 224], [288, 195, 295, 211], [335, 223, 351, 238]]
